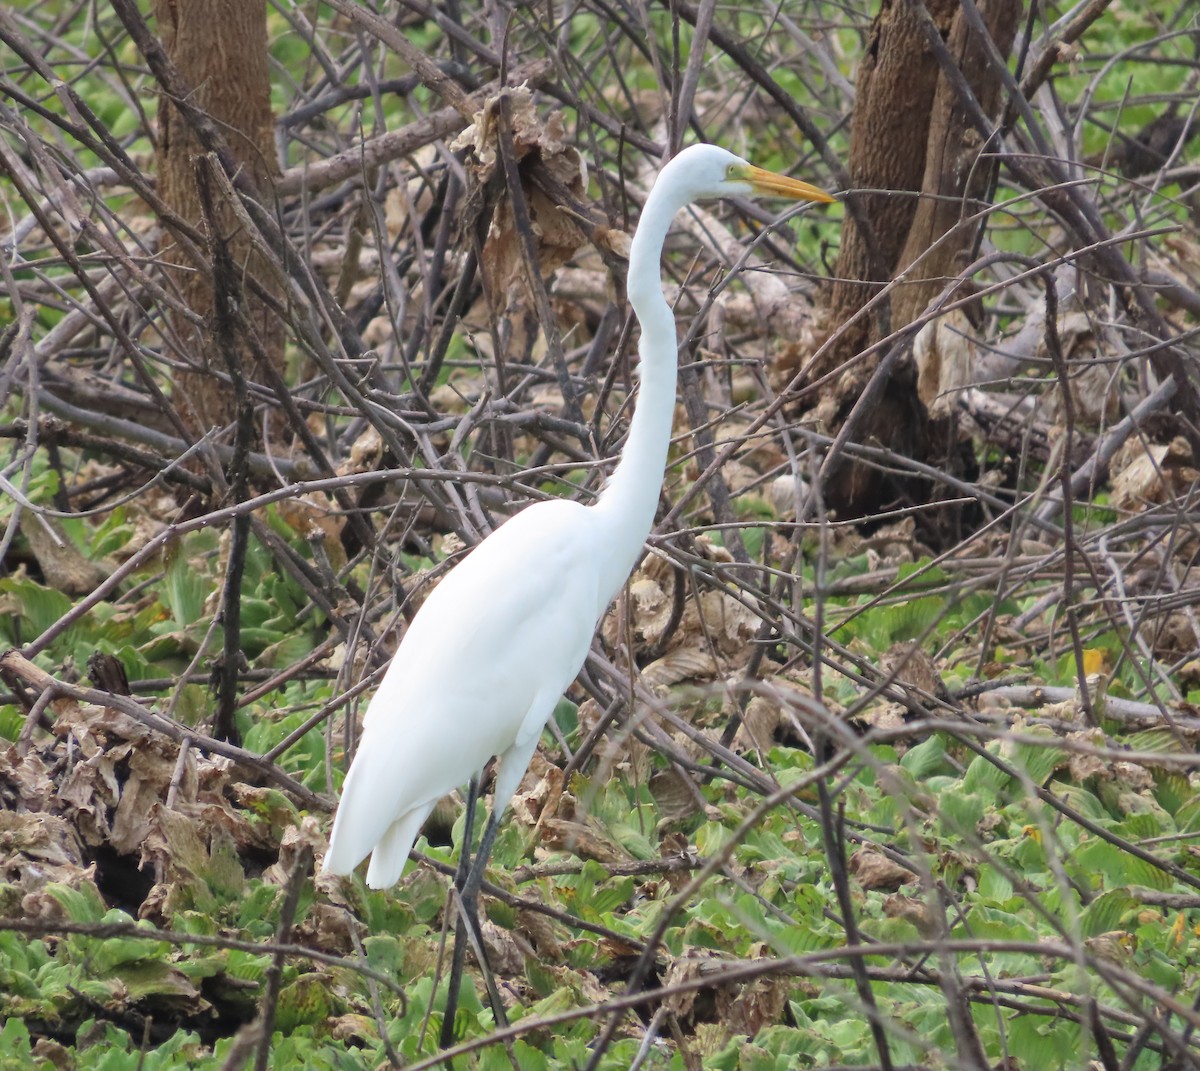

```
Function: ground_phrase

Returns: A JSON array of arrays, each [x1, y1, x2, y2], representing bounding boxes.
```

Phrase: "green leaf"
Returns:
[[163, 544, 210, 629], [0, 577, 72, 639], [1176, 794, 1200, 834], [1154, 771, 1193, 816], [1071, 838, 1174, 892], [1007, 1011, 1081, 1070], [255, 629, 316, 668], [114, 959, 200, 1002], [962, 751, 1011, 794], [938, 789, 987, 836], [89, 506, 133, 559], [0, 707, 25, 743], [90, 916, 168, 973], [976, 867, 1013, 902], [44, 881, 107, 923], [1009, 735, 1068, 785], [224, 950, 271, 987], [900, 733, 950, 779], [1079, 889, 1140, 937], [274, 973, 330, 1032], [1125, 728, 1189, 756], [1052, 783, 1110, 822]]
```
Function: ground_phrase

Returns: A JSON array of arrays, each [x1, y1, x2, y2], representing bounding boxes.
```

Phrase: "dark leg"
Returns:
[[460, 807, 502, 913], [453, 775, 480, 894], [440, 800, 509, 1048]]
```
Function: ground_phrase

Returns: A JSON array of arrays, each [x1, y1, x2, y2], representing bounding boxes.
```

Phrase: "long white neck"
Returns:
[[591, 166, 692, 607]]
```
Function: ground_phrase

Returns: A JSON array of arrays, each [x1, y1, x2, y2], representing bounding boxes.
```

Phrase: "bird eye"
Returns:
[[726, 164, 737, 179]]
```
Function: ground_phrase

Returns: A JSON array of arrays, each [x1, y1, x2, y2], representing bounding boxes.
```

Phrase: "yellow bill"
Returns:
[[741, 164, 835, 203]]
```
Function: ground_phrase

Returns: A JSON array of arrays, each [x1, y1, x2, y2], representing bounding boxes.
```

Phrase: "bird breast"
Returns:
[[354, 498, 602, 805]]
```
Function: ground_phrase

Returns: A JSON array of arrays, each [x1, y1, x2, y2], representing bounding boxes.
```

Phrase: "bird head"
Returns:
[[664, 143, 835, 205]]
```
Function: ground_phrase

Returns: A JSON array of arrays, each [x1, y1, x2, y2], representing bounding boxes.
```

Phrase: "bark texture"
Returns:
[[153, 0, 282, 438], [822, 0, 959, 368], [891, 0, 1020, 329], [803, 0, 1021, 536]]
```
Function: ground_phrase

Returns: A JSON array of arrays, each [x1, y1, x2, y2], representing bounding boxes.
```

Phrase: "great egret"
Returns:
[[323, 144, 833, 891]]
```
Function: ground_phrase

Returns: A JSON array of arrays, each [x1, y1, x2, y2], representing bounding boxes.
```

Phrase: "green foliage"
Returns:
[[0, 1014, 404, 1070], [2, 0, 1196, 1067], [4, 471, 1193, 1070]]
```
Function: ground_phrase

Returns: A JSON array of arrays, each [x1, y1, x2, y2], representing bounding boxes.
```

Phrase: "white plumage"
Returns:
[[323, 144, 833, 889]]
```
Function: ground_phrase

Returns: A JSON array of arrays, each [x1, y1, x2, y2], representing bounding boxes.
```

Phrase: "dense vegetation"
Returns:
[[1, 1, 1198, 1068]]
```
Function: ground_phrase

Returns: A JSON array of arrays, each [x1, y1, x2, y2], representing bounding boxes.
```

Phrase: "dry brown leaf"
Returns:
[[662, 948, 788, 1037], [361, 314, 395, 348], [575, 697, 612, 741], [688, 1024, 730, 1058], [136, 881, 172, 923], [713, 458, 763, 497], [516, 907, 564, 961], [20, 865, 101, 920], [860, 515, 926, 566], [451, 84, 567, 169], [734, 696, 782, 755], [851, 702, 909, 735], [510, 751, 565, 828], [53, 699, 149, 753], [0, 745, 56, 811], [1111, 761, 1155, 791], [384, 144, 438, 240], [642, 647, 719, 687], [0, 811, 86, 885], [343, 425, 384, 474], [480, 917, 529, 976], [139, 803, 210, 883], [720, 971, 790, 1038], [109, 749, 178, 855], [328, 1014, 379, 1044], [604, 537, 760, 683], [708, 416, 786, 477], [3, 684, 296, 932], [648, 766, 701, 822], [452, 85, 587, 323], [661, 950, 720, 1020], [1111, 436, 1197, 513], [31, 1039, 73, 1070], [295, 900, 362, 955], [552, 265, 613, 320], [883, 893, 941, 936], [1044, 311, 1120, 425], [56, 743, 123, 847], [623, 575, 672, 648], [738, 674, 832, 751], [879, 641, 947, 699], [539, 816, 626, 864], [1040, 698, 1084, 723], [848, 847, 917, 891], [139, 797, 256, 905], [264, 815, 326, 885], [1085, 930, 1137, 966], [592, 225, 631, 260], [1149, 612, 1199, 662], [1064, 728, 1107, 782], [275, 493, 347, 569], [428, 380, 476, 414]]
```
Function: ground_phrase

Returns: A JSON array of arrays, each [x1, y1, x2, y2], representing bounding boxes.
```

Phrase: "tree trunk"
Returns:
[[803, 0, 1021, 539], [822, 0, 959, 373], [153, 0, 282, 438], [891, 0, 1020, 329]]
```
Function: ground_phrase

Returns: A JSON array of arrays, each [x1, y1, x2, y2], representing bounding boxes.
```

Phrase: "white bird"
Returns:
[[323, 143, 833, 891]]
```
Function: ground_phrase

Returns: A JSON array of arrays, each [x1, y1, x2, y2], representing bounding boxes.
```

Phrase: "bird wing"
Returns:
[[324, 498, 603, 878]]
